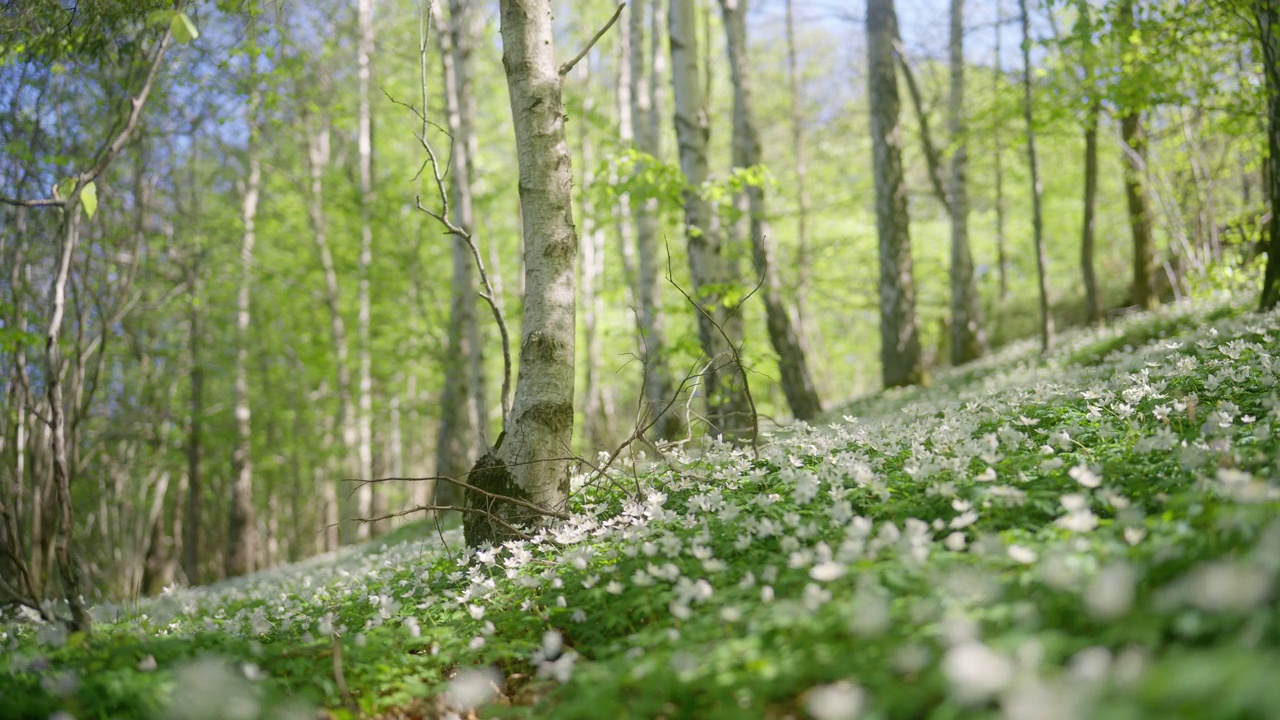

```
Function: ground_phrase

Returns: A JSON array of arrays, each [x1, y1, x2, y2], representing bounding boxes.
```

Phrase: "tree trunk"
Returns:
[[1082, 98, 1102, 324], [947, 0, 987, 365], [784, 0, 816, 351], [993, 0, 1009, 301], [1117, 0, 1156, 310], [354, 0, 376, 539], [464, 0, 579, 547], [1019, 0, 1054, 352], [670, 0, 752, 435], [302, 100, 357, 543], [867, 0, 924, 388], [226, 39, 261, 578], [1259, 0, 1280, 310], [184, 254, 204, 585], [719, 0, 822, 420], [576, 59, 611, 451], [434, 0, 485, 506], [627, 0, 683, 441]]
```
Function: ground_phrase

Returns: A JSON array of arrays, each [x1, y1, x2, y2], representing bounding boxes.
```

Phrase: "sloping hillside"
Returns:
[[5, 291, 1280, 720]]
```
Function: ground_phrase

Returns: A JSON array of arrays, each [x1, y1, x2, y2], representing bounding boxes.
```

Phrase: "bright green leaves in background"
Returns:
[[146, 9, 200, 44]]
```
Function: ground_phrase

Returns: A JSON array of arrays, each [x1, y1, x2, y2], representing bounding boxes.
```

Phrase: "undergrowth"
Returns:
[[3, 289, 1279, 720]]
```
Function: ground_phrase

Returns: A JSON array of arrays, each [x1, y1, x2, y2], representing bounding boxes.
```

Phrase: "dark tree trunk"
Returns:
[[867, 0, 924, 388]]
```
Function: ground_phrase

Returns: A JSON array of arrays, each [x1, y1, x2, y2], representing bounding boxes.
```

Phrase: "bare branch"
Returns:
[[560, 3, 627, 78], [891, 36, 953, 216]]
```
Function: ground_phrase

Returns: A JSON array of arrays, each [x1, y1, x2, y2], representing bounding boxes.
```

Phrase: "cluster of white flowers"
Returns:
[[9, 292, 1278, 720]]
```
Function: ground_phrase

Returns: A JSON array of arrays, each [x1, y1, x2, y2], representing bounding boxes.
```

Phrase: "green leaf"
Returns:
[[171, 13, 199, 44], [82, 181, 97, 219], [146, 10, 175, 28], [56, 177, 75, 200]]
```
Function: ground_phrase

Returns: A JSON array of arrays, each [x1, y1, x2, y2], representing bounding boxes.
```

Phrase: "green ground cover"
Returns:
[[4, 290, 1279, 720]]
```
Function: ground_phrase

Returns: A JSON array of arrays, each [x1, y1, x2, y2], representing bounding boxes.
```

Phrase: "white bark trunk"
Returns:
[[354, 0, 376, 539], [464, 0, 579, 546]]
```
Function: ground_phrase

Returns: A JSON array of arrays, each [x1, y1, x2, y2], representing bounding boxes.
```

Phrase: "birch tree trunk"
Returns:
[[577, 60, 611, 450], [302, 97, 356, 543], [671, 0, 752, 436], [464, 0, 578, 547], [867, 0, 924, 388], [1019, 0, 1054, 352], [226, 34, 262, 578], [628, 0, 683, 441], [433, 0, 485, 506], [948, 0, 987, 365], [354, 0, 376, 539], [1258, 0, 1280, 310], [719, 0, 822, 420], [993, 0, 1009, 301]]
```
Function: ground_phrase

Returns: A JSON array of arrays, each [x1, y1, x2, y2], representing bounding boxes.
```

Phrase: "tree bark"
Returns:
[[1259, 0, 1280, 310], [1082, 97, 1102, 324], [354, 0, 376, 539], [1019, 0, 1054, 352], [947, 0, 987, 365], [226, 44, 261, 578], [784, 0, 816, 347], [464, 0, 579, 547], [867, 0, 924, 388], [670, 0, 752, 435], [993, 0, 1009, 301], [626, 0, 683, 441], [576, 59, 611, 450], [434, 0, 486, 505], [1116, 0, 1156, 310], [719, 0, 822, 420]]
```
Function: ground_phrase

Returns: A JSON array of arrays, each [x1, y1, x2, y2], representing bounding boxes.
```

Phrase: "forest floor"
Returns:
[[4, 289, 1280, 720]]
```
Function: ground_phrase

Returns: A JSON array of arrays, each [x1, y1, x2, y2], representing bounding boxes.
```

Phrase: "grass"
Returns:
[[3, 288, 1279, 720]]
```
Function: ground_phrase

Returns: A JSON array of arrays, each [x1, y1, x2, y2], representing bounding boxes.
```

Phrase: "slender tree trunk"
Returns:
[[302, 102, 356, 543], [576, 60, 611, 450], [47, 207, 91, 629], [184, 255, 204, 585], [1117, 0, 1156, 310], [784, 0, 816, 345], [354, 0, 376, 538], [433, 0, 485, 506], [867, 0, 924, 388], [182, 149, 204, 586], [1019, 0, 1053, 352], [993, 0, 1009, 301], [627, 0, 683, 441], [464, 0, 579, 547], [1082, 97, 1102, 324], [1259, 0, 1280, 310], [719, 0, 822, 419], [226, 39, 261, 578], [671, 0, 752, 435], [948, 0, 987, 364]]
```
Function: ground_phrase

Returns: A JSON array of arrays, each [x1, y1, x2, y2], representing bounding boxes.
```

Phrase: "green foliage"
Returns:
[[6, 293, 1279, 719]]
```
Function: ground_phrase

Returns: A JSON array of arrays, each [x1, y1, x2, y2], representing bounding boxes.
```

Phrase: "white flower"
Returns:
[[805, 680, 865, 720], [446, 667, 501, 710], [1085, 563, 1136, 619], [1068, 464, 1102, 489], [810, 561, 847, 582], [944, 532, 967, 551], [943, 641, 1014, 703], [1007, 545, 1037, 564]]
